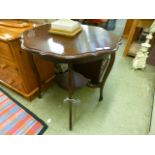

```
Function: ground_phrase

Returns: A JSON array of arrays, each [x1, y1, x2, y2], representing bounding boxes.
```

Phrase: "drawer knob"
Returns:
[[0, 64, 7, 69]]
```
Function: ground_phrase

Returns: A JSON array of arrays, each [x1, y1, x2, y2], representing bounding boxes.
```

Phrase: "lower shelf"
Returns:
[[55, 71, 90, 90]]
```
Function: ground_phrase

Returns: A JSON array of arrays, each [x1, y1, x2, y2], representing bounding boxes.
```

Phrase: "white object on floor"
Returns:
[[47, 118, 52, 124], [63, 97, 81, 105], [133, 20, 155, 69], [133, 52, 148, 69]]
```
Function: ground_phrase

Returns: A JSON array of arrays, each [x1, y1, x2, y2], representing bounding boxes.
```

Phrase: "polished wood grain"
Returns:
[[0, 20, 30, 28], [21, 23, 120, 130], [0, 20, 55, 100], [0, 21, 33, 41], [21, 24, 120, 63]]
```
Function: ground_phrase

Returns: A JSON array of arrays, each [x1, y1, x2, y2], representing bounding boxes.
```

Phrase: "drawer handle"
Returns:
[[0, 64, 7, 69]]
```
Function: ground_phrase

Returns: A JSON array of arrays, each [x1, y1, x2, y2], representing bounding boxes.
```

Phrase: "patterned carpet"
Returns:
[[0, 88, 47, 135]]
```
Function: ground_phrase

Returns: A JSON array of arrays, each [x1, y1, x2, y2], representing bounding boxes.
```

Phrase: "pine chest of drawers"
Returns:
[[0, 20, 55, 100]]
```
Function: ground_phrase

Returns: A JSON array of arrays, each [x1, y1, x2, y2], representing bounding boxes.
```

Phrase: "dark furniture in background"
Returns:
[[21, 24, 120, 130], [75, 19, 116, 30]]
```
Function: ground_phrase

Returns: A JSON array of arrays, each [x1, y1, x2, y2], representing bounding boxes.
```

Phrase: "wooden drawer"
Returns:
[[0, 41, 14, 61], [0, 58, 26, 92], [0, 56, 16, 68]]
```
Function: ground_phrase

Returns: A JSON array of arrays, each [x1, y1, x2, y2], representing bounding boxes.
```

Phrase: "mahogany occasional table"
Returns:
[[21, 24, 120, 130]]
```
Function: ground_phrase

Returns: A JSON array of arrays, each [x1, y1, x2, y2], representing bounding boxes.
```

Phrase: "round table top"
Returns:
[[21, 24, 120, 63]]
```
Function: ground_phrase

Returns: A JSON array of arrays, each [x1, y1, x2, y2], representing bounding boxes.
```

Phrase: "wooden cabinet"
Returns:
[[0, 20, 55, 100], [122, 19, 134, 39], [123, 19, 154, 56]]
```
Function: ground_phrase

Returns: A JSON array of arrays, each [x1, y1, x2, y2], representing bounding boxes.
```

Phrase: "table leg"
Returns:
[[68, 63, 73, 130], [99, 53, 115, 101]]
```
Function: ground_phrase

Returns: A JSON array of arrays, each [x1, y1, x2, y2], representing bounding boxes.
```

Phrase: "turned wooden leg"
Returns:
[[99, 85, 103, 101], [68, 63, 73, 130], [69, 100, 73, 130]]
